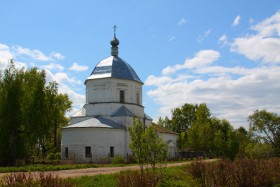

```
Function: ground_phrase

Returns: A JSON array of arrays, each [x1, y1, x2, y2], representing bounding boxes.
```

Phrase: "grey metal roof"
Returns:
[[144, 113, 153, 121], [71, 108, 86, 117], [63, 117, 124, 129], [112, 106, 136, 117], [87, 56, 143, 84]]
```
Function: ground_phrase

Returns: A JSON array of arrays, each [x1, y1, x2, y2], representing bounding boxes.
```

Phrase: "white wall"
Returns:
[[158, 133, 178, 158], [61, 127, 126, 162], [86, 78, 142, 106]]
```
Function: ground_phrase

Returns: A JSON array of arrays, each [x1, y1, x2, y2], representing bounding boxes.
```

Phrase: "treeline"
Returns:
[[0, 61, 72, 166], [159, 103, 280, 159]]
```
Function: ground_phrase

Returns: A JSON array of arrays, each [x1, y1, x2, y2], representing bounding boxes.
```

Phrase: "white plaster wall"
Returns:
[[61, 128, 126, 162], [86, 78, 142, 105], [85, 103, 144, 117], [158, 133, 178, 158]]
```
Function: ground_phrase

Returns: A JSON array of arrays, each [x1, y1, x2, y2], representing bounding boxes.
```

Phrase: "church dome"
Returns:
[[86, 32, 142, 84], [86, 56, 143, 84]]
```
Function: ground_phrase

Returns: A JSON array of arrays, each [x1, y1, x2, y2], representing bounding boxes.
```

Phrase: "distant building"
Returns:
[[61, 32, 178, 162]]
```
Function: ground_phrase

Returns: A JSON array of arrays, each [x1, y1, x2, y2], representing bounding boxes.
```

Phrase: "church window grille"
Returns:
[[136, 93, 140, 105], [85, 146, 91, 158], [65, 147, 68, 158], [110, 146, 114, 157], [120, 90, 125, 103]]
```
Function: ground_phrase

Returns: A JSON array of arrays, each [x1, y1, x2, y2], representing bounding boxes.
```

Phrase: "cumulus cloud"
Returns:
[[146, 12, 280, 128], [42, 62, 64, 71], [232, 15, 241, 27], [162, 50, 220, 75], [69, 62, 89, 71], [50, 52, 65, 60], [12, 46, 65, 62], [231, 11, 280, 64], [177, 18, 186, 25], [146, 65, 280, 128], [0, 44, 13, 68]]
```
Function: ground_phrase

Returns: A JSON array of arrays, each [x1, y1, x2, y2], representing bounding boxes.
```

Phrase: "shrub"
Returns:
[[1, 172, 74, 187], [47, 153, 56, 162], [118, 171, 162, 187], [112, 155, 125, 164], [186, 158, 280, 187]]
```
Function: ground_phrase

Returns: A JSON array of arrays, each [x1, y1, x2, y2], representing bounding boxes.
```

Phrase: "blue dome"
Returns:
[[87, 56, 143, 84]]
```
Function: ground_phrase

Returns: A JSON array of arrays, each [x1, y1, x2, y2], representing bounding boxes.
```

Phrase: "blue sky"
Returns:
[[0, 0, 279, 129]]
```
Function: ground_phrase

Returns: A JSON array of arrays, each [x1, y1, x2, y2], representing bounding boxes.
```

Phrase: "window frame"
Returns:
[[65, 147, 68, 158], [110, 146, 114, 157], [85, 146, 91, 158], [120, 90, 125, 103]]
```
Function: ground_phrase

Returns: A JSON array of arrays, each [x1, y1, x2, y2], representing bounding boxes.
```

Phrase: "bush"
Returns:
[[47, 153, 56, 162], [186, 158, 280, 187], [1, 172, 74, 187], [112, 155, 125, 164], [118, 171, 162, 187]]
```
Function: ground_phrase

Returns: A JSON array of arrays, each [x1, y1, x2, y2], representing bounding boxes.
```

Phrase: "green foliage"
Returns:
[[112, 155, 125, 164], [129, 118, 168, 173], [0, 61, 72, 166], [244, 142, 274, 159], [249, 110, 280, 151]]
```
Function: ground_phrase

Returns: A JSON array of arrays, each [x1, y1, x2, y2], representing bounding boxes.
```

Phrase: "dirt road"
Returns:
[[0, 159, 216, 179]]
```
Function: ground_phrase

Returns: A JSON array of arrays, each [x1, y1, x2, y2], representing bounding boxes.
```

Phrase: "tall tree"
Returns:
[[249, 110, 280, 151], [0, 61, 72, 165]]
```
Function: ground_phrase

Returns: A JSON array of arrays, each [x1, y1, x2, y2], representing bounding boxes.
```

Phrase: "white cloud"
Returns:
[[146, 65, 280, 128], [177, 18, 186, 25], [58, 84, 85, 109], [69, 62, 89, 71], [50, 52, 65, 60], [147, 12, 280, 128], [162, 50, 220, 75], [231, 11, 280, 64], [197, 29, 211, 42], [0, 44, 13, 68], [232, 15, 241, 27], [13, 46, 49, 61], [12, 46, 65, 62], [42, 62, 64, 71], [218, 34, 228, 46]]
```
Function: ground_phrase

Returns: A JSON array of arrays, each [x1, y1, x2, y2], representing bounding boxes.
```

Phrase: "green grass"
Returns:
[[0, 163, 130, 173], [70, 165, 194, 187], [71, 174, 118, 187]]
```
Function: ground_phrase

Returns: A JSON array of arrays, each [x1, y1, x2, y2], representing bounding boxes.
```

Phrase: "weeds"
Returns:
[[117, 171, 162, 187], [186, 158, 280, 187], [0, 172, 74, 187]]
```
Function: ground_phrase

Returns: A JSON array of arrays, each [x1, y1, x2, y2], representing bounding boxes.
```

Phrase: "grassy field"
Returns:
[[0, 163, 129, 173], [70, 165, 192, 187]]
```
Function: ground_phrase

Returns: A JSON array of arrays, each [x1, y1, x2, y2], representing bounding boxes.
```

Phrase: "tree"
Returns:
[[129, 118, 168, 173], [0, 61, 72, 165], [145, 126, 168, 171], [129, 118, 147, 173], [249, 110, 280, 151]]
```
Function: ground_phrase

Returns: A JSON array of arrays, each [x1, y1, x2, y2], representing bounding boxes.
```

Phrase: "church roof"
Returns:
[[112, 105, 136, 117], [63, 117, 124, 129], [152, 124, 178, 135], [86, 56, 143, 84], [86, 33, 142, 84]]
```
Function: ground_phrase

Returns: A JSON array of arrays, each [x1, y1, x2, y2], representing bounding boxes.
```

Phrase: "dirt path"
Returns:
[[0, 159, 217, 179]]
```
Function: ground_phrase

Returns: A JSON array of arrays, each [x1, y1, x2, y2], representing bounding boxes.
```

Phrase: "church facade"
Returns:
[[61, 33, 178, 163]]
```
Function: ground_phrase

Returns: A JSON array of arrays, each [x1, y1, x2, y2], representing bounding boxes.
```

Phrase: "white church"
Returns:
[[61, 31, 178, 163]]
